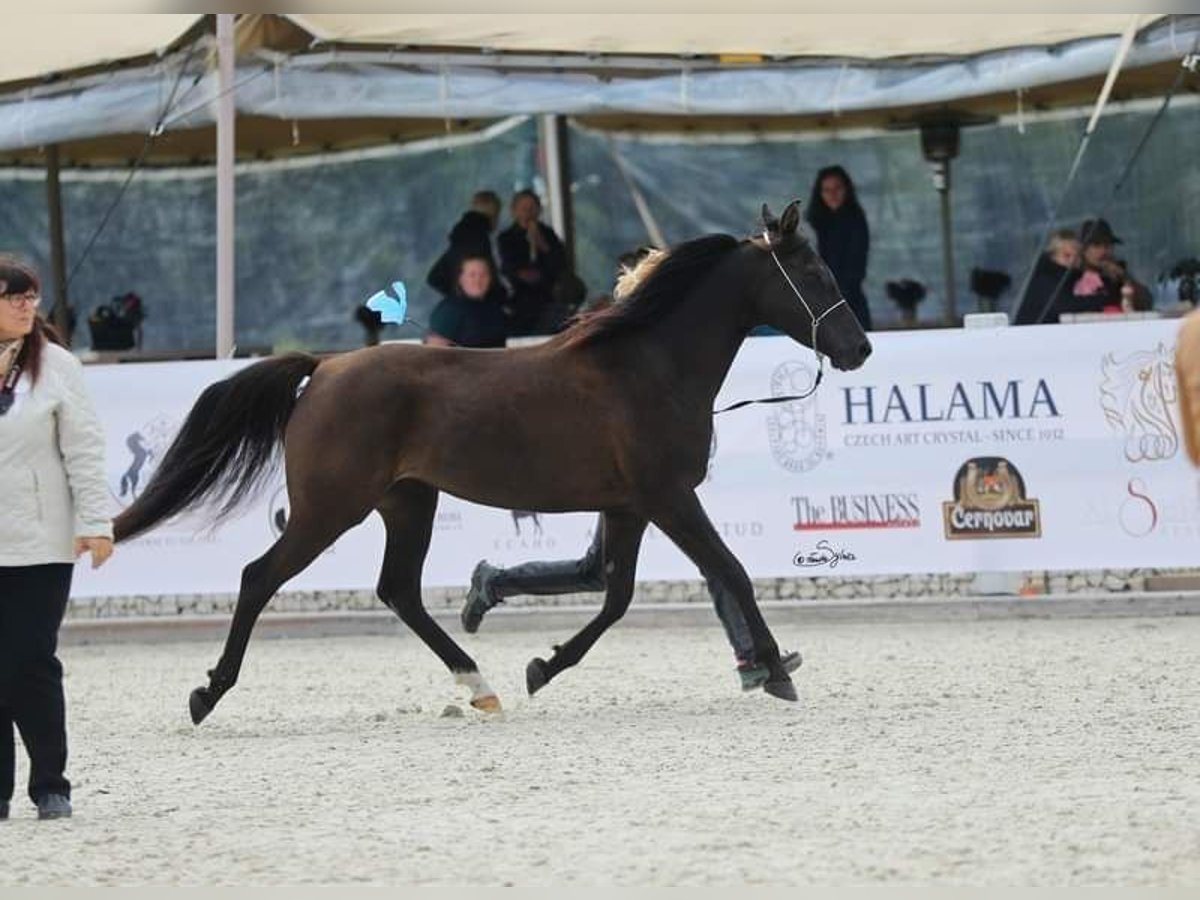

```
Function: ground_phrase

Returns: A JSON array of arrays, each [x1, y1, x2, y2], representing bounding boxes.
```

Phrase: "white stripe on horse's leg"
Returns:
[[455, 670, 502, 713]]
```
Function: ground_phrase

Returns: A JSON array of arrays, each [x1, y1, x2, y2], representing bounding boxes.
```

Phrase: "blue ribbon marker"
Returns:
[[365, 281, 408, 324]]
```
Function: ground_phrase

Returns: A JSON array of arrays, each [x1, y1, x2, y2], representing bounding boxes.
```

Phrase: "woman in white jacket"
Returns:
[[0, 257, 113, 821]]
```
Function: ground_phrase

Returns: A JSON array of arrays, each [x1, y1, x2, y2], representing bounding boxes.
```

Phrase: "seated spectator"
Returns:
[[1014, 229, 1082, 324], [426, 190, 505, 297], [497, 189, 566, 337], [425, 255, 508, 349]]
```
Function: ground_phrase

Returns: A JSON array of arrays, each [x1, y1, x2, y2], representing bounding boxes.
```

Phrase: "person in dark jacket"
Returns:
[[426, 190, 503, 297], [805, 165, 872, 330], [497, 189, 566, 337], [1014, 229, 1085, 324], [425, 255, 508, 349]]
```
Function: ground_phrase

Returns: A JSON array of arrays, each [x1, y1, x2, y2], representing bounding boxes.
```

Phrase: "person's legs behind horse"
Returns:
[[463, 516, 801, 692], [705, 575, 802, 691], [461, 517, 606, 633]]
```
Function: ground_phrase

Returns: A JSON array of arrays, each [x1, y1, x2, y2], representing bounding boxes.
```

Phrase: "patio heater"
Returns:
[[919, 117, 962, 326], [908, 112, 995, 326]]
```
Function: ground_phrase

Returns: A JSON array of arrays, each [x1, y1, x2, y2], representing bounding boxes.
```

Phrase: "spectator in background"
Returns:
[[498, 189, 566, 337], [425, 255, 508, 349], [1076, 218, 1152, 314], [1014, 229, 1083, 324], [426, 190, 505, 298], [805, 165, 872, 330]]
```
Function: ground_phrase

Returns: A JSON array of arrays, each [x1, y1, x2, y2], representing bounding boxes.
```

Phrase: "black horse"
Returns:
[[114, 201, 871, 723]]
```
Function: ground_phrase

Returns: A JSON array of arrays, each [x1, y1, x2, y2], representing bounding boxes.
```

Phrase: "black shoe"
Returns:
[[0, 800, 8, 820], [461, 560, 503, 634], [36, 794, 71, 820], [738, 650, 803, 692]]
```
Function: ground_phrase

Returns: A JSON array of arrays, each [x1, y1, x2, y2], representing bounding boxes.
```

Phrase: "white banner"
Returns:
[[70, 320, 1199, 597]]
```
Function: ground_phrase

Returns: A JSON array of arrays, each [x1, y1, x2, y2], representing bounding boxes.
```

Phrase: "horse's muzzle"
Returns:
[[833, 338, 873, 371]]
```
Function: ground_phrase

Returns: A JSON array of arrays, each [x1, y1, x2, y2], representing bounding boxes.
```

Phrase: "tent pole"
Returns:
[[215, 13, 236, 359], [44, 144, 71, 345], [540, 114, 575, 268]]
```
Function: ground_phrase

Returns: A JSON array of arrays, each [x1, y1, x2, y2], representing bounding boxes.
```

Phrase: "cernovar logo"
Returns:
[[942, 457, 1042, 540], [842, 380, 1060, 425], [767, 361, 827, 473]]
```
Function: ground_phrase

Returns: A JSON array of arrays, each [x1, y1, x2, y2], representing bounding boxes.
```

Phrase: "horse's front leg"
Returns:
[[647, 489, 796, 701], [526, 508, 647, 694]]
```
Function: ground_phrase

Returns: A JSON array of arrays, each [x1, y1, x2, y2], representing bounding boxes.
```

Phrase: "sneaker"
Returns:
[[36, 794, 72, 820], [460, 560, 503, 634], [738, 650, 803, 692]]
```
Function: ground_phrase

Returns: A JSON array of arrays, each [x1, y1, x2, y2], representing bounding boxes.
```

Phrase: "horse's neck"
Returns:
[[637, 280, 747, 408]]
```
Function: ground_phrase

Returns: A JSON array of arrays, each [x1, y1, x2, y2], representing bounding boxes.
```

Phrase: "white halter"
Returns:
[[764, 228, 848, 366], [714, 232, 847, 415]]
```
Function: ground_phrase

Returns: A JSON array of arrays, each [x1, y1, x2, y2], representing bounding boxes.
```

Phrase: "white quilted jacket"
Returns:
[[0, 343, 113, 565]]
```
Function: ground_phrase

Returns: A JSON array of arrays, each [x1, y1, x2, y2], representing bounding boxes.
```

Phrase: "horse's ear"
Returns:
[[780, 200, 802, 235], [761, 203, 779, 235]]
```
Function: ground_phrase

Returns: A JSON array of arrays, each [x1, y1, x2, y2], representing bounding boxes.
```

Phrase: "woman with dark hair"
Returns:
[[0, 256, 113, 821], [425, 254, 509, 349], [805, 165, 872, 330]]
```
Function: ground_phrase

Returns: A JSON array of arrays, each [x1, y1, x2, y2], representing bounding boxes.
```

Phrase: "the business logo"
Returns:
[[108, 414, 178, 507], [1099, 343, 1178, 463], [942, 456, 1041, 540], [791, 493, 920, 531], [842, 379, 1060, 426], [767, 361, 828, 473]]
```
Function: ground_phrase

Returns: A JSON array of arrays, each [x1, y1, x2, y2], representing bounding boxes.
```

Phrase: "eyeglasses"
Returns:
[[2, 293, 40, 309]]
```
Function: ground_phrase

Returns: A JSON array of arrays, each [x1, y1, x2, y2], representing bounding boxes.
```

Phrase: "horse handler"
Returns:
[[0, 257, 114, 821]]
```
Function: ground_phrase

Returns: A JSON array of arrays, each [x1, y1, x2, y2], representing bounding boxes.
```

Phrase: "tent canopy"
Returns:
[[0, 14, 201, 87], [0, 13, 1194, 166], [287, 13, 1165, 60]]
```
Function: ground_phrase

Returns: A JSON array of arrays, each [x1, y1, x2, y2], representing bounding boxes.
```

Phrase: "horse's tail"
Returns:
[[113, 353, 320, 543]]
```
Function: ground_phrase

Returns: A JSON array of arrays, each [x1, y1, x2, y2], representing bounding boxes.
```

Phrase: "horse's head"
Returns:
[[752, 201, 872, 371]]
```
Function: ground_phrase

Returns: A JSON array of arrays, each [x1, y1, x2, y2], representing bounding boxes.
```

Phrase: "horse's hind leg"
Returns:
[[526, 508, 646, 695], [189, 507, 369, 725], [376, 481, 499, 712], [648, 490, 795, 701]]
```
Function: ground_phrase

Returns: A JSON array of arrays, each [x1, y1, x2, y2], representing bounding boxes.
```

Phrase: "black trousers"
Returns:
[[0, 564, 73, 804]]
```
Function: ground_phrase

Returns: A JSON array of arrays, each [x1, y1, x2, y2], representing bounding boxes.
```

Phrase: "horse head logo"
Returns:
[[1100, 343, 1178, 463]]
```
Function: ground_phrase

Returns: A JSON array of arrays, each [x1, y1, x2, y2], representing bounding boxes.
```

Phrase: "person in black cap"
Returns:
[[1076, 218, 1152, 313]]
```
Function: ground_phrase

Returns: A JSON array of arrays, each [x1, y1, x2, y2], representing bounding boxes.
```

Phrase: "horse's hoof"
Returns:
[[525, 658, 550, 696], [763, 676, 798, 702], [470, 693, 503, 714], [189, 687, 215, 725]]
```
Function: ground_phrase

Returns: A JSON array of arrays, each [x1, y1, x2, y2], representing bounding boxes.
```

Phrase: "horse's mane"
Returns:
[[559, 233, 741, 348]]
